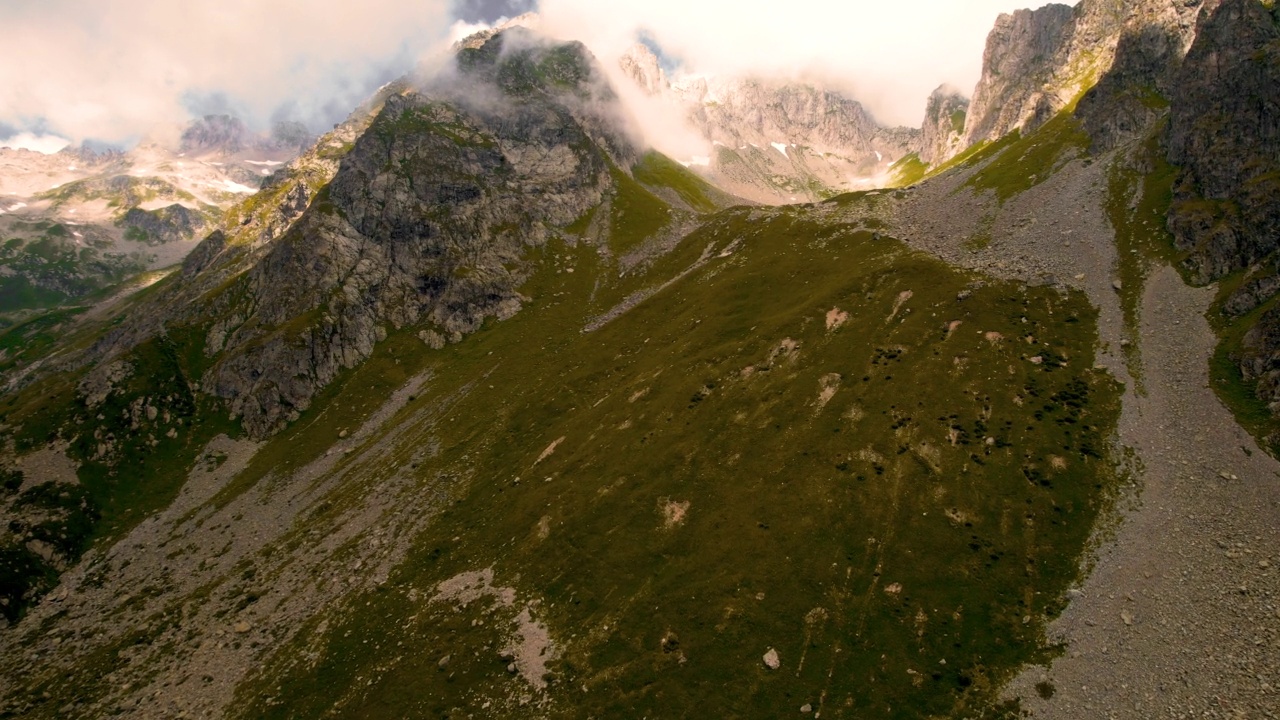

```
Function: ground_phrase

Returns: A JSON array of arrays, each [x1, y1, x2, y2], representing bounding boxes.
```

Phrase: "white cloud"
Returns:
[[0, 0, 456, 145], [538, 0, 1055, 127], [0, 1, 1057, 148], [0, 132, 71, 154]]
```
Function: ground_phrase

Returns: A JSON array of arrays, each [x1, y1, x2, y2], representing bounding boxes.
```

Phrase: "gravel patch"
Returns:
[[1009, 266, 1280, 719], [878, 154, 1280, 718]]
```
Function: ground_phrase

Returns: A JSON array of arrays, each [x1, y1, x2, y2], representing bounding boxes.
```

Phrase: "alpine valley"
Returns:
[[0, 1, 1277, 719]]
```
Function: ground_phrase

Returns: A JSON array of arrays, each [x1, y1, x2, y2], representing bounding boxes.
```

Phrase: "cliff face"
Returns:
[[200, 32, 635, 436], [960, 4, 1078, 150], [1159, 0, 1280, 414], [618, 44, 919, 202], [917, 85, 969, 165], [1074, 0, 1211, 151], [957, 0, 1208, 160], [1166, 0, 1280, 281]]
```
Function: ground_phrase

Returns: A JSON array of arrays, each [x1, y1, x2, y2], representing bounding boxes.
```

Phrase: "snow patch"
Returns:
[[683, 155, 710, 167], [218, 179, 257, 194], [875, 151, 883, 162], [245, 160, 283, 167], [771, 142, 789, 158]]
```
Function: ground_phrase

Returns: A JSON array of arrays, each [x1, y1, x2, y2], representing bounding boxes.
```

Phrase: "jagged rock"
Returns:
[[1075, 1, 1209, 152], [956, 0, 1208, 161], [76, 360, 134, 409], [201, 30, 635, 437], [1167, 0, 1280, 284], [182, 115, 255, 154], [1223, 269, 1280, 318], [961, 3, 1077, 150], [180, 230, 227, 278], [918, 86, 969, 165]]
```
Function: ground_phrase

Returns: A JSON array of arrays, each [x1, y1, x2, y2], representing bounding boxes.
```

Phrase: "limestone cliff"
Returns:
[[619, 44, 919, 203], [961, 3, 1077, 151], [956, 0, 1208, 160], [917, 85, 969, 165], [1159, 0, 1280, 416]]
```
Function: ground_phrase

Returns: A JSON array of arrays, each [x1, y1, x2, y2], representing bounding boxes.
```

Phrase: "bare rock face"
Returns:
[[180, 115, 314, 155], [180, 115, 254, 154], [1166, 0, 1280, 282], [956, 0, 1208, 161], [1162, 0, 1280, 417], [119, 204, 209, 245], [619, 43, 666, 96], [1074, 0, 1209, 152], [917, 85, 969, 165], [960, 3, 1077, 150], [201, 31, 634, 437]]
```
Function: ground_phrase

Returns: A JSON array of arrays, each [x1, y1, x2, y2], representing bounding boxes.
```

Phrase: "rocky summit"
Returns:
[[0, 1, 1278, 719]]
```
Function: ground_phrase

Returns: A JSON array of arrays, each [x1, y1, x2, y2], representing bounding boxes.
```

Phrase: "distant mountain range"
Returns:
[[0, 116, 312, 321]]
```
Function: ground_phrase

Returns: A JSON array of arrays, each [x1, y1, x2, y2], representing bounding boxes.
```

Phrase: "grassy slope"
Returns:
[[0, 119, 1127, 717], [224, 202, 1121, 719], [963, 114, 1092, 204], [632, 151, 721, 214], [886, 154, 928, 188]]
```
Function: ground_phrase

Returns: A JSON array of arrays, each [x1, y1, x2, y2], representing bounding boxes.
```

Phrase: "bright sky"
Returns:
[[0, 0, 1055, 151]]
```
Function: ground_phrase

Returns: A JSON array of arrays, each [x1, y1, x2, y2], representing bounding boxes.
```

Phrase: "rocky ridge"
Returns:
[[954, 0, 1208, 161], [619, 43, 918, 203], [206, 32, 638, 436], [917, 86, 970, 166], [31, 27, 721, 443]]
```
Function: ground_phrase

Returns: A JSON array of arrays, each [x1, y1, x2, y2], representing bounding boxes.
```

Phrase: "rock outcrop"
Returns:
[[1161, 0, 1280, 415], [180, 114, 315, 156], [118, 204, 209, 244], [960, 3, 1077, 150], [917, 85, 969, 165], [955, 0, 1209, 161], [1166, 0, 1280, 282], [1074, 0, 1210, 152], [190, 31, 638, 436]]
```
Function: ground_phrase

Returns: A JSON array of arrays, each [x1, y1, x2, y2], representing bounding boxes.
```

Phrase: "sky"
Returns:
[[0, 0, 1053, 152]]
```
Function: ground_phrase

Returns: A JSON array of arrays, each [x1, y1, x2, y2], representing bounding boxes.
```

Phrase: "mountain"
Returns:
[[619, 44, 919, 203], [0, 2, 1279, 718], [938, 0, 1209, 164], [0, 116, 311, 323], [917, 86, 970, 166]]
